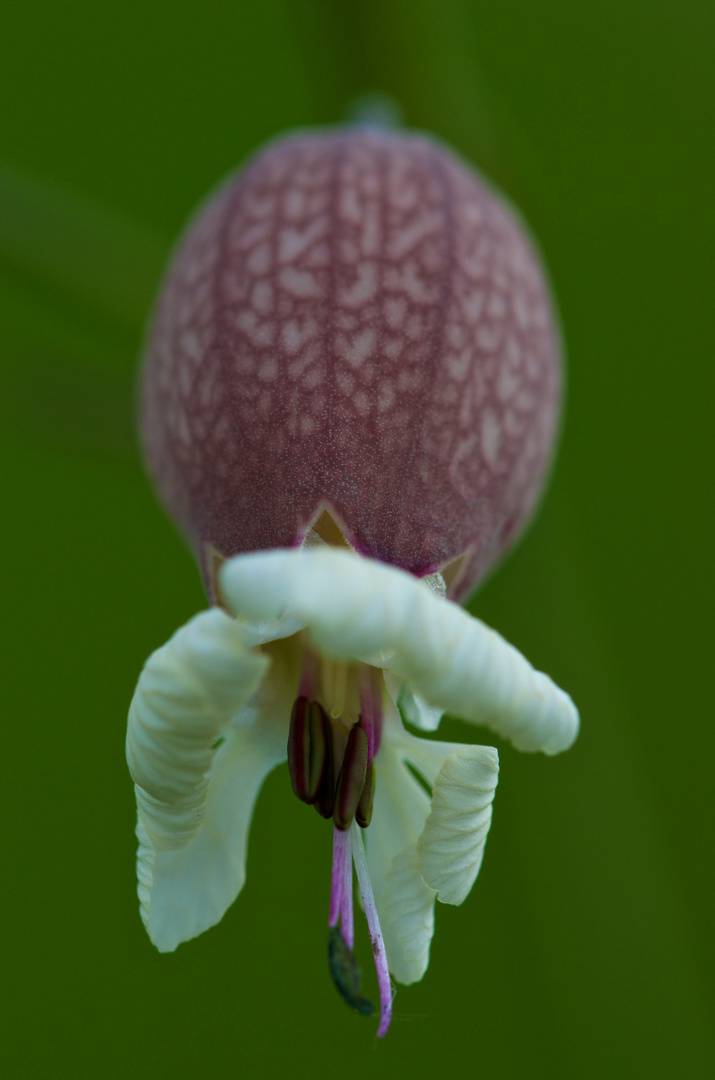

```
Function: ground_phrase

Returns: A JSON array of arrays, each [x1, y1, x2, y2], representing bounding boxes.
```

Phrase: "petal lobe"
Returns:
[[417, 745, 500, 905]]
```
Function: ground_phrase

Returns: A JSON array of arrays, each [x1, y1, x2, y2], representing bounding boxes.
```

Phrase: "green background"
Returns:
[[2, 1, 713, 1077]]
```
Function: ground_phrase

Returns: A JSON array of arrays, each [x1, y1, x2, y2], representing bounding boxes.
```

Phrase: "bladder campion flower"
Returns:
[[127, 127, 579, 1036]]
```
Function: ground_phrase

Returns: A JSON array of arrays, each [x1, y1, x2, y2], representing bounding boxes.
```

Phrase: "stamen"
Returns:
[[313, 730, 336, 819], [328, 823, 355, 946], [287, 697, 330, 804], [321, 656, 350, 720], [351, 821, 393, 1038], [330, 661, 348, 720], [321, 657, 335, 717], [355, 760, 375, 829], [328, 824, 349, 928], [333, 723, 368, 831], [340, 826, 354, 949], [298, 647, 319, 699], [359, 665, 384, 763], [328, 827, 367, 1015]]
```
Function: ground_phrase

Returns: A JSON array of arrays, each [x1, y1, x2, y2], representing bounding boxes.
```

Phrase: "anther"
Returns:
[[355, 760, 375, 829], [287, 697, 330, 804], [313, 731, 336, 819], [359, 666, 384, 763], [333, 723, 368, 831], [328, 926, 373, 1017]]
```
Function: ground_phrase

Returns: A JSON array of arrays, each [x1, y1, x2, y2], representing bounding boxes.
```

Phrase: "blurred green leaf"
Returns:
[[1, 0, 714, 1077], [0, 159, 168, 339]]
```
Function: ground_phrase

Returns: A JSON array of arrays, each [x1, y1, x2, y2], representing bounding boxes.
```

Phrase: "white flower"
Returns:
[[126, 546, 578, 1036]]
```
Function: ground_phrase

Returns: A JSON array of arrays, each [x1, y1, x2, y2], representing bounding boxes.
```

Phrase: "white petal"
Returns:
[[127, 608, 295, 951], [417, 744, 500, 905], [371, 845, 435, 987], [368, 710, 498, 984], [221, 548, 579, 755], [369, 730, 436, 985], [383, 671, 444, 733], [126, 608, 269, 851], [137, 705, 288, 951]]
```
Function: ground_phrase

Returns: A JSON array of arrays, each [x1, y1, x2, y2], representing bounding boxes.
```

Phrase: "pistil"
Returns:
[[341, 828, 354, 950], [328, 824, 371, 1014], [351, 821, 393, 1038], [328, 824, 352, 937], [327, 821, 393, 1035], [288, 658, 393, 1035]]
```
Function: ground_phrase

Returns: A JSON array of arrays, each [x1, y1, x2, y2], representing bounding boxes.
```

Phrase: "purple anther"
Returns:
[[287, 698, 330, 804], [334, 724, 369, 831], [355, 761, 375, 829], [359, 666, 384, 763], [313, 735, 336, 820]]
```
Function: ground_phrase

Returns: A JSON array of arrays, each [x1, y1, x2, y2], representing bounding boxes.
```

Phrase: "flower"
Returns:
[[128, 125, 578, 1036], [127, 545, 577, 1036]]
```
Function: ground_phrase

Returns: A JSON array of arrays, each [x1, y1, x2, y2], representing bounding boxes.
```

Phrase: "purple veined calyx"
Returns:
[[126, 125, 579, 1037]]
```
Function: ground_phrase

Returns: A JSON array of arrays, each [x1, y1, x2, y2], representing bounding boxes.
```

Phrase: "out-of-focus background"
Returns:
[[2, 2, 713, 1077]]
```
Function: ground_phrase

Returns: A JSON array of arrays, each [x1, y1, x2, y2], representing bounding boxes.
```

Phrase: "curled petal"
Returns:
[[416, 745, 499, 905], [368, 727, 435, 985], [126, 608, 269, 850], [137, 709, 288, 951], [368, 710, 498, 984], [221, 549, 578, 755], [377, 846, 436, 986]]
